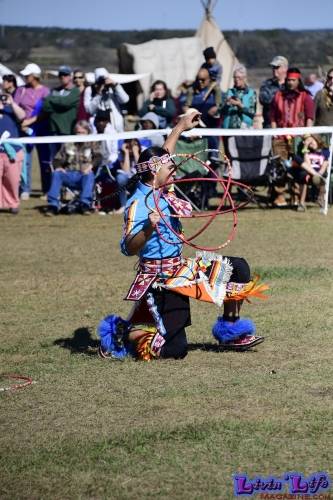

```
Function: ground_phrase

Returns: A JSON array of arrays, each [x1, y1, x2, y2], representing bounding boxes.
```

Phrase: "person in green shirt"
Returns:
[[43, 66, 80, 159]]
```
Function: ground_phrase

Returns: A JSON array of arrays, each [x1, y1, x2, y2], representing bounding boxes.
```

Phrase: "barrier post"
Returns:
[[323, 131, 333, 215]]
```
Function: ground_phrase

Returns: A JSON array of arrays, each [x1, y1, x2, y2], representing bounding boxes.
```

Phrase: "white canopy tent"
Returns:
[[0, 63, 25, 87]]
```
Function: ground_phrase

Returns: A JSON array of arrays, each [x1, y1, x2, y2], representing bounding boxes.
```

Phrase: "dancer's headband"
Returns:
[[135, 154, 174, 174]]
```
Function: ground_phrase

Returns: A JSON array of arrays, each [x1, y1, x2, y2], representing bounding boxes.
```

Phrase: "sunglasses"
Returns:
[[271, 65, 280, 70], [74, 75, 84, 79]]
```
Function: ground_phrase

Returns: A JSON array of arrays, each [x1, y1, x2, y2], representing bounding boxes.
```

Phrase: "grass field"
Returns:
[[0, 186, 332, 499]]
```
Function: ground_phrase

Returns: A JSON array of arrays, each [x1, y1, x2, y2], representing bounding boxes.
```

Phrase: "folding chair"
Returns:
[[225, 135, 279, 207]]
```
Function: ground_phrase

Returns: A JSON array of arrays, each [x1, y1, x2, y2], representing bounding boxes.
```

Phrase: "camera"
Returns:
[[0, 94, 8, 103]]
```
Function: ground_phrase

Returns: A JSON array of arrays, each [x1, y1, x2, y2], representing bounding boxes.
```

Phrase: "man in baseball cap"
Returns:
[[259, 56, 289, 128], [58, 65, 72, 76], [269, 56, 288, 68]]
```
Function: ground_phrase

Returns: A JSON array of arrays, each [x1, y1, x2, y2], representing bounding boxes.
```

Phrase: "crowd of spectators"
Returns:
[[0, 48, 332, 215]]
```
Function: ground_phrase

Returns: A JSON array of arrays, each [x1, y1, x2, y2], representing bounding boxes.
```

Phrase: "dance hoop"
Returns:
[[0, 374, 34, 393], [144, 150, 254, 251]]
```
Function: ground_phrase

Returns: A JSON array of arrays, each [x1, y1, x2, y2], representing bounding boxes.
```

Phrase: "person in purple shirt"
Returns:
[[14, 63, 50, 198]]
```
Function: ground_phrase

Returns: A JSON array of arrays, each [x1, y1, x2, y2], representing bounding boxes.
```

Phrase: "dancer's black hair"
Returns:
[[98, 146, 169, 203]]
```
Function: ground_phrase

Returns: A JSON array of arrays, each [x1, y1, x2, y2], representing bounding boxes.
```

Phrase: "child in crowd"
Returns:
[[292, 134, 329, 212]]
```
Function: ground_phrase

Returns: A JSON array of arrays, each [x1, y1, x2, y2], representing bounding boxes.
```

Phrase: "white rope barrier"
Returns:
[[1, 125, 332, 214], [2, 126, 333, 144]]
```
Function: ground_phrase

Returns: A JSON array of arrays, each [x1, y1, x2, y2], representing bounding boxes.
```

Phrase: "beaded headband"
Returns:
[[135, 154, 173, 174]]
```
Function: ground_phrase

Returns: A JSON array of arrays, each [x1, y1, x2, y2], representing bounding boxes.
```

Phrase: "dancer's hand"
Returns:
[[177, 110, 201, 131], [148, 211, 160, 228]]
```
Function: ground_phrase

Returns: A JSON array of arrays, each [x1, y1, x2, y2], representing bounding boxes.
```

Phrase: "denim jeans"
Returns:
[[20, 143, 52, 194], [47, 169, 95, 209]]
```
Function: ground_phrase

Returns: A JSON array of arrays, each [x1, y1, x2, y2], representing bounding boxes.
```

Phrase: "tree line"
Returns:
[[1, 25, 332, 69]]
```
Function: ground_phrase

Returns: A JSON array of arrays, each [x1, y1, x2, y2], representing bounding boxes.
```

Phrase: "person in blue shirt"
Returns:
[[98, 113, 266, 361]]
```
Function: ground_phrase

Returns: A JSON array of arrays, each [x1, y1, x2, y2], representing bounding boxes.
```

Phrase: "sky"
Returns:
[[2, 0, 333, 31]]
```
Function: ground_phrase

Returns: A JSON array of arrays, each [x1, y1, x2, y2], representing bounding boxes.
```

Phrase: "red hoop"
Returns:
[[0, 374, 33, 393], [146, 151, 253, 252]]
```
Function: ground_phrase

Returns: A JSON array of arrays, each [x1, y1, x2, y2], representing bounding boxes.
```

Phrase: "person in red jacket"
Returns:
[[270, 68, 314, 207], [271, 67, 314, 128]]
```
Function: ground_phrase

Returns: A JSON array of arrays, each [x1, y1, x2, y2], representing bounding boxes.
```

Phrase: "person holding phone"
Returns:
[[139, 80, 176, 129]]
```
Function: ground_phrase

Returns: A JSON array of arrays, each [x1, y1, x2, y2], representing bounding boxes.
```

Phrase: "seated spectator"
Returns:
[[43, 65, 80, 161], [222, 64, 257, 129], [45, 120, 102, 216], [139, 80, 176, 128], [84, 67, 129, 132], [305, 73, 324, 99], [0, 94, 25, 214], [291, 134, 329, 212], [201, 46, 222, 84], [115, 139, 142, 214], [259, 55, 288, 128], [314, 68, 333, 125], [73, 69, 90, 121], [15, 63, 50, 199], [2, 74, 18, 97], [94, 110, 118, 167], [137, 112, 165, 148]]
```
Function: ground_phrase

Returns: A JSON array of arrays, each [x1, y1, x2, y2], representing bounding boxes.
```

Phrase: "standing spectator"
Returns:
[[270, 68, 314, 206], [85, 67, 129, 133], [314, 68, 333, 125], [0, 94, 25, 214], [222, 65, 257, 129], [139, 80, 176, 129], [74, 69, 90, 121], [271, 68, 314, 129], [201, 46, 222, 84], [185, 68, 221, 151], [42, 65, 80, 160], [185, 68, 221, 126], [45, 120, 102, 216], [2, 74, 18, 97], [259, 56, 288, 128], [305, 73, 324, 99], [14, 63, 50, 199]]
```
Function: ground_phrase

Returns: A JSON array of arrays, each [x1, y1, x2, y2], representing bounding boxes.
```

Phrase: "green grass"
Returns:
[[0, 182, 332, 499]]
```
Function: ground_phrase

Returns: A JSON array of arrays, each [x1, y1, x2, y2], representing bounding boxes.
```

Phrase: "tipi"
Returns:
[[196, 0, 238, 91]]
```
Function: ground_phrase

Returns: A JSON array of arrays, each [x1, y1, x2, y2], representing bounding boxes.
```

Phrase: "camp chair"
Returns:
[[174, 136, 212, 210], [225, 135, 282, 207]]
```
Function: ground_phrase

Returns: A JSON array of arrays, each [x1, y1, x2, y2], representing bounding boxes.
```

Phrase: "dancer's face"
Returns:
[[155, 161, 176, 188]]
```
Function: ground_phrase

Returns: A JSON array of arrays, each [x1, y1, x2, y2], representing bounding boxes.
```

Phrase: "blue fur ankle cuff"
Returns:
[[212, 317, 256, 343], [98, 314, 130, 359]]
